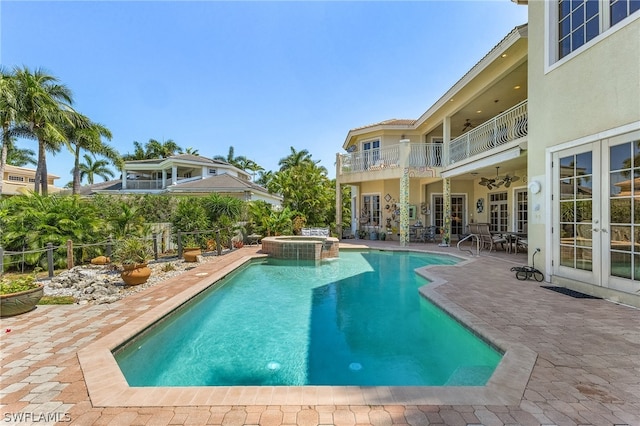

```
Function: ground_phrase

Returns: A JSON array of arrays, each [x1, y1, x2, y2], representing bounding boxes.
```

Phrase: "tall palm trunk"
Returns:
[[35, 139, 48, 195], [72, 144, 81, 195], [0, 141, 7, 195], [0, 125, 8, 195]]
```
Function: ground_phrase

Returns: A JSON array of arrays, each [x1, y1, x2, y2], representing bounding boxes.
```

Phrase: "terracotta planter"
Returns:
[[120, 263, 152, 286], [183, 247, 201, 262], [0, 285, 44, 317]]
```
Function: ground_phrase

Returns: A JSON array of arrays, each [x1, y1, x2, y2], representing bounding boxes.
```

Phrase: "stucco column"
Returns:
[[171, 165, 177, 185], [443, 115, 451, 166], [399, 139, 411, 247], [335, 153, 343, 237], [440, 178, 451, 246], [162, 169, 167, 188], [122, 169, 127, 189]]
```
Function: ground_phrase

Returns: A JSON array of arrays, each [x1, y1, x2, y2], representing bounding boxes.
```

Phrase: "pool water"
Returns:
[[115, 250, 502, 387]]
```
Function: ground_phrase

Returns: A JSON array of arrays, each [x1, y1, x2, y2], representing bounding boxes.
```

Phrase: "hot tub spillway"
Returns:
[[261, 236, 339, 260]]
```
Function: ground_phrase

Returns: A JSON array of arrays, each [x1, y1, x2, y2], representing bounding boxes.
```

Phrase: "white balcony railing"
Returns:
[[338, 100, 527, 175], [124, 180, 163, 190], [448, 100, 527, 165], [339, 143, 442, 174]]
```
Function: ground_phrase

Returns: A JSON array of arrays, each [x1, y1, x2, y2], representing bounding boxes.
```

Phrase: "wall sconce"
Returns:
[[528, 181, 541, 194]]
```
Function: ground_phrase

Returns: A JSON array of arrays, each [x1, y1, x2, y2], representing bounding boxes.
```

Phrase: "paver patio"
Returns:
[[1, 242, 639, 425]]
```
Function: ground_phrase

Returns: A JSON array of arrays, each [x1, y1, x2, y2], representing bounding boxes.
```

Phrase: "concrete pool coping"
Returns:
[[77, 248, 537, 407]]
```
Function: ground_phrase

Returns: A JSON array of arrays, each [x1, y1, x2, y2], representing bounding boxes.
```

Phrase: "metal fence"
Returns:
[[0, 227, 234, 278]]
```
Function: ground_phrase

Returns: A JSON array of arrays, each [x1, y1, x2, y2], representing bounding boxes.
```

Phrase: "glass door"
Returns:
[[433, 195, 466, 235], [489, 192, 508, 232], [552, 143, 601, 285], [603, 134, 640, 294], [553, 131, 640, 295]]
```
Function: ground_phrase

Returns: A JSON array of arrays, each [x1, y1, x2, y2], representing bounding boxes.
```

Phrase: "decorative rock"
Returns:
[[41, 254, 226, 305], [90, 256, 111, 265]]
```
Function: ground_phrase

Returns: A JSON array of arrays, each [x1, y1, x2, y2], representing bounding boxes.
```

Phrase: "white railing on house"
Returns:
[[448, 100, 527, 165], [339, 143, 442, 174], [125, 180, 163, 190], [338, 100, 527, 175]]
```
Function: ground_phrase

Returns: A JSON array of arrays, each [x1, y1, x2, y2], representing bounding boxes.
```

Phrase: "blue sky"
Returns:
[[1, 1, 527, 185]]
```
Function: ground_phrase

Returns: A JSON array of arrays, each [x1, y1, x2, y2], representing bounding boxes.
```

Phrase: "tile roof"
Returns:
[[351, 118, 417, 132], [168, 173, 273, 195]]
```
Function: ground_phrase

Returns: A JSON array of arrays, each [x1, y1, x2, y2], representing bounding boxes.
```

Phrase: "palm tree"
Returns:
[[12, 66, 75, 195], [145, 138, 182, 158], [235, 157, 264, 181], [184, 147, 199, 155], [122, 138, 183, 160], [63, 115, 119, 194], [122, 141, 147, 161], [278, 146, 316, 171], [6, 143, 36, 167], [214, 145, 252, 168], [77, 154, 115, 185]]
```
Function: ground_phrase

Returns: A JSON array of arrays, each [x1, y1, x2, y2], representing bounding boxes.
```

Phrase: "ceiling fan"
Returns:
[[478, 167, 503, 190], [501, 173, 521, 188], [478, 167, 521, 189], [462, 119, 474, 132]]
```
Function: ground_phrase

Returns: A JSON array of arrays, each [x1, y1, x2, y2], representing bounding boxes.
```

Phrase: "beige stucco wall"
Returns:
[[528, 1, 640, 275]]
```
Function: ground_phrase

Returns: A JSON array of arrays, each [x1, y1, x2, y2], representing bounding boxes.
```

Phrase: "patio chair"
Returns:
[[423, 225, 437, 243], [476, 223, 507, 252]]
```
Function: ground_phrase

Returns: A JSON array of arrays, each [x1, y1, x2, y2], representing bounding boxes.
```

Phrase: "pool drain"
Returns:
[[267, 362, 281, 371], [349, 362, 362, 371]]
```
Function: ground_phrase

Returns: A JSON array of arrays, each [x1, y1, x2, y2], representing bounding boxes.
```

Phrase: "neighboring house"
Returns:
[[79, 154, 282, 206], [336, 1, 639, 307], [0, 165, 63, 196]]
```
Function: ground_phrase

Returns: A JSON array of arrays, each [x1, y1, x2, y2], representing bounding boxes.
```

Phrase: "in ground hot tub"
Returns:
[[261, 236, 339, 260]]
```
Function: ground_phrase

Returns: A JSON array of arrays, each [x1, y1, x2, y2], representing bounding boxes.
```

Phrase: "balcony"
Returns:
[[448, 100, 527, 165], [338, 100, 527, 177], [339, 143, 443, 175]]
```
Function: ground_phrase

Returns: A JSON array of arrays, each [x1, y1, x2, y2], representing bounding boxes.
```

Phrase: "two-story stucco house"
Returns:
[[526, 0, 639, 306], [81, 154, 283, 206], [1, 165, 63, 196], [336, 1, 639, 307]]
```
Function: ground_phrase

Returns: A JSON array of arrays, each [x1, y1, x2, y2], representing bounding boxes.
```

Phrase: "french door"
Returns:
[[433, 195, 466, 235], [552, 131, 640, 294]]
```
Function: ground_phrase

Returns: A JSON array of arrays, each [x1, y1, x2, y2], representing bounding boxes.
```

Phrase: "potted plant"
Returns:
[[113, 237, 153, 285], [0, 274, 44, 317], [181, 235, 202, 262]]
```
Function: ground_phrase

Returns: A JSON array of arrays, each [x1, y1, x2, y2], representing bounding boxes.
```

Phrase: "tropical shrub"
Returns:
[[203, 193, 244, 223], [0, 193, 108, 269], [170, 198, 210, 246]]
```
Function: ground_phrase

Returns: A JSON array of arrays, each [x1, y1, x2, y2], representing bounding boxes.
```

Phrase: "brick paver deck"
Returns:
[[1, 242, 639, 425]]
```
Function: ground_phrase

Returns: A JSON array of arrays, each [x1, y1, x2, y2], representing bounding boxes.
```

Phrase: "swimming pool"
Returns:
[[115, 250, 502, 387]]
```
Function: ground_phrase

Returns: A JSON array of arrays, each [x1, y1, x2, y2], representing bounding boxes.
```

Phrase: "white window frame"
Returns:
[[545, 0, 640, 72], [512, 186, 529, 233], [361, 193, 382, 228]]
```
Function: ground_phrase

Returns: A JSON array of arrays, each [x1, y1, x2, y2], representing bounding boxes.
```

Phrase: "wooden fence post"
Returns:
[[216, 230, 222, 256], [66, 239, 74, 269], [47, 243, 54, 278], [106, 236, 113, 258], [177, 232, 183, 258], [153, 234, 159, 261]]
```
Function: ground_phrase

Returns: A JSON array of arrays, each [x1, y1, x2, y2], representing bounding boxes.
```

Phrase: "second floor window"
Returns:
[[363, 140, 380, 168], [556, 0, 639, 61], [558, 0, 600, 59]]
